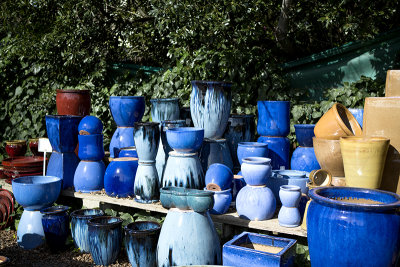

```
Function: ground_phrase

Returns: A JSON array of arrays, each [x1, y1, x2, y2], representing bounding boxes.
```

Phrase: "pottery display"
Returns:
[[118, 146, 138, 158], [104, 157, 138, 197], [77, 134, 105, 161], [88, 216, 123, 266], [237, 142, 269, 165], [41, 205, 70, 252], [385, 70, 400, 97], [236, 185, 276, 221], [205, 188, 232, 215], [134, 161, 159, 203], [340, 136, 389, 189], [205, 163, 233, 191], [78, 115, 103, 135], [257, 101, 290, 137], [190, 80, 232, 139], [74, 160, 105, 193], [199, 138, 233, 171], [46, 115, 82, 152], [133, 122, 160, 161], [314, 103, 362, 139], [150, 98, 180, 122], [5, 140, 27, 158], [290, 146, 320, 172], [56, 89, 91, 116], [266, 170, 309, 204], [257, 136, 290, 170], [70, 209, 105, 253], [241, 157, 272, 186], [348, 108, 364, 128], [124, 221, 161, 267], [312, 137, 344, 177], [294, 124, 315, 147], [307, 187, 400, 266], [278, 185, 301, 227], [166, 127, 204, 153]]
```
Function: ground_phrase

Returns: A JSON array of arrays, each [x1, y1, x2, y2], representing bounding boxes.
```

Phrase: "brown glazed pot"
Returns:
[[56, 89, 91, 116], [313, 137, 344, 177], [385, 70, 400, 97]]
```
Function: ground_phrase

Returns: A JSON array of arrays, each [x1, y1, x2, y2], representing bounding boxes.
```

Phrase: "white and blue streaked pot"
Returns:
[[134, 161, 159, 203], [278, 185, 302, 228], [134, 122, 160, 162], [73, 160, 105, 193], [236, 185, 276, 221], [199, 138, 234, 172], [150, 98, 180, 122], [190, 80, 232, 139]]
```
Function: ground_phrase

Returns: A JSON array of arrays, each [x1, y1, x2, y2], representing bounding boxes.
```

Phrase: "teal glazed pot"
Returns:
[[74, 160, 105, 193], [150, 98, 180, 122], [104, 157, 138, 198], [257, 101, 290, 137], [190, 80, 232, 139], [134, 122, 160, 161], [257, 136, 290, 170], [199, 138, 234, 171], [134, 161, 159, 203]]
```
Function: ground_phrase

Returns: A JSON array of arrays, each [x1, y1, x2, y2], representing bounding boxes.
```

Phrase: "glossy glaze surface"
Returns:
[[109, 96, 145, 127], [5, 140, 27, 158], [266, 170, 309, 203], [118, 147, 138, 158], [166, 127, 204, 153], [205, 188, 232, 215], [134, 122, 160, 161], [290, 146, 320, 172], [78, 115, 103, 135], [312, 137, 344, 177], [45, 115, 82, 153], [257, 101, 290, 137], [257, 136, 290, 170], [200, 138, 233, 171], [109, 127, 135, 158], [294, 124, 315, 147], [241, 157, 272, 186], [134, 161, 159, 203], [236, 185, 276, 221], [56, 89, 91, 116], [104, 157, 138, 197], [150, 98, 180, 122], [78, 134, 105, 161], [237, 142, 268, 165], [74, 160, 105, 193], [41, 206, 70, 251], [348, 108, 364, 128], [278, 185, 301, 227], [47, 151, 80, 189], [205, 163, 233, 191]]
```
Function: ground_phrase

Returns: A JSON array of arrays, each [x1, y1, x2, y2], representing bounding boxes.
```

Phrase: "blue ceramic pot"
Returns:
[[45, 115, 82, 153], [348, 108, 364, 128], [134, 161, 159, 203], [266, 170, 309, 203], [134, 122, 160, 161], [241, 157, 272, 186], [257, 136, 290, 170], [150, 98, 180, 122], [237, 142, 268, 165], [166, 127, 204, 153], [88, 216, 123, 266], [294, 124, 315, 147], [78, 115, 103, 135], [232, 174, 246, 201], [160, 187, 189, 210], [70, 209, 105, 253], [74, 160, 105, 193], [186, 190, 215, 213], [109, 96, 145, 127], [104, 157, 138, 198], [205, 163, 233, 191], [124, 221, 161, 267], [109, 127, 135, 158], [41, 205, 70, 252], [47, 151, 80, 190], [278, 185, 301, 227], [307, 187, 400, 267], [257, 101, 290, 137], [78, 134, 105, 161], [162, 152, 204, 189], [290, 146, 320, 172], [179, 106, 193, 127], [199, 138, 234, 171], [118, 146, 138, 158], [236, 185, 276, 221], [190, 80, 232, 139], [205, 188, 232, 215], [16, 210, 45, 249]]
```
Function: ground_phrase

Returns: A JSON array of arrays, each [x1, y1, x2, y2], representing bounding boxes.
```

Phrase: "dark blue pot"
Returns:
[[290, 146, 320, 172], [150, 98, 180, 122], [41, 205, 70, 252], [294, 124, 315, 147], [257, 101, 290, 137], [205, 163, 233, 191], [78, 115, 103, 135], [124, 221, 161, 267], [166, 127, 204, 153], [134, 161, 159, 203], [179, 106, 193, 127], [257, 136, 290, 170], [70, 209, 105, 253], [200, 138, 233, 172], [236, 185, 276, 221], [134, 122, 160, 161], [109, 127, 135, 158], [348, 108, 364, 128], [118, 146, 138, 158], [88, 216, 123, 266], [74, 160, 105, 193], [45, 115, 82, 153], [47, 151, 80, 189], [237, 142, 268, 165], [307, 187, 400, 267], [190, 80, 232, 139], [205, 188, 232, 215], [78, 134, 105, 161], [104, 157, 138, 197], [109, 96, 145, 127]]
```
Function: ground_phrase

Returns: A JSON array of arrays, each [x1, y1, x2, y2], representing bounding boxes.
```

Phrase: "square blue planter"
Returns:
[[223, 232, 297, 267]]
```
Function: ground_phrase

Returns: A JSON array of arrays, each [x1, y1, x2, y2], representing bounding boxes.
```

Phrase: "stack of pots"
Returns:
[[257, 101, 290, 170], [290, 124, 320, 172]]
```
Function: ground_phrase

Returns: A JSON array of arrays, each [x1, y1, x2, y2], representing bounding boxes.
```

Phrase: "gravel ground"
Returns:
[[0, 230, 131, 266]]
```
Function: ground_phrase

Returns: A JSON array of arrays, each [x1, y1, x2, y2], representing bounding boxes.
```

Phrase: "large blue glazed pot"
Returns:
[[278, 185, 301, 228], [78, 115, 103, 135], [109, 127, 135, 158], [166, 127, 204, 153], [290, 146, 320, 172], [109, 96, 145, 127], [134, 161, 159, 203], [205, 163, 233, 191], [88, 216, 123, 266], [41, 205, 70, 252], [190, 80, 232, 139], [150, 98, 180, 122], [294, 124, 315, 147], [45, 115, 82, 152], [257, 136, 290, 170], [47, 151, 80, 190], [134, 122, 160, 161], [104, 157, 138, 198], [205, 188, 232, 215], [118, 146, 138, 158], [257, 101, 290, 137], [348, 108, 364, 128], [78, 134, 105, 161], [236, 185, 276, 221], [74, 160, 105, 193], [124, 221, 161, 267], [200, 138, 233, 171], [307, 187, 400, 267], [266, 170, 309, 203], [237, 142, 268, 165], [70, 209, 105, 253], [241, 157, 272, 186]]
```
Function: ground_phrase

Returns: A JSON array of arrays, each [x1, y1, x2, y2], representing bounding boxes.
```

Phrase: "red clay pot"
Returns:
[[56, 89, 91, 116], [5, 140, 27, 158], [29, 138, 43, 157]]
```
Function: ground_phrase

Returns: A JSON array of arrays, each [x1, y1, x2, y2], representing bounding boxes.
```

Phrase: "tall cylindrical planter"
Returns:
[[56, 89, 91, 116], [41, 205, 70, 252], [104, 157, 138, 198], [199, 138, 233, 172], [257, 136, 290, 170], [257, 101, 290, 137], [278, 185, 301, 227], [134, 161, 159, 203], [150, 98, 180, 122]]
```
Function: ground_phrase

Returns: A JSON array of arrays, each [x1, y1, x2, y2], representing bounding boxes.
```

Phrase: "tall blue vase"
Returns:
[[41, 205, 70, 252], [257, 136, 290, 170], [134, 122, 160, 161], [199, 138, 233, 172], [257, 101, 290, 137]]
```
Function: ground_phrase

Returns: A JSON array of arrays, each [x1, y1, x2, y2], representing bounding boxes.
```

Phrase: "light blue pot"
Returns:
[[278, 185, 301, 228], [150, 98, 180, 122], [47, 151, 80, 190], [241, 157, 272, 186], [205, 188, 232, 215], [266, 170, 309, 204], [236, 185, 276, 221], [134, 122, 160, 161], [74, 160, 105, 193], [134, 161, 159, 203]]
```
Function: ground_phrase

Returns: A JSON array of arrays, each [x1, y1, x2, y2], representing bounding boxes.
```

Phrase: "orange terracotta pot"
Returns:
[[313, 137, 344, 177], [314, 103, 362, 139], [385, 70, 400, 97]]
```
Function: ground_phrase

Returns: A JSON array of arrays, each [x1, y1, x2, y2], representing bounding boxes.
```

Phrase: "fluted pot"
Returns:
[[104, 157, 138, 198], [134, 122, 160, 161]]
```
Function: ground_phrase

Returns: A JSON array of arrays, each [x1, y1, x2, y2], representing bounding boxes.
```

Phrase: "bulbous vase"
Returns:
[[104, 157, 138, 198], [236, 185, 276, 221], [134, 161, 159, 203], [134, 122, 160, 161], [74, 160, 105, 193]]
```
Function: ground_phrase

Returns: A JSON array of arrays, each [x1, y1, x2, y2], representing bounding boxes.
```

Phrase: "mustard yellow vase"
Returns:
[[340, 136, 390, 189]]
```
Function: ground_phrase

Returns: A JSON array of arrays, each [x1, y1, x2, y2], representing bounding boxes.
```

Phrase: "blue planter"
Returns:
[[74, 160, 105, 193], [78, 134, 105, 161], [47, 151, 80, 190], [166, 127, 204, 153], [241, 157, 272, 186], [307, 187, 400, 267], [134, 122, 160, 161], [70, 209, 105, 253], [134, 161, 159, 203], [223, 232, 297, 267], [78, 115, 103, 135], [16, 210, 45, 249], [290, 146, 320, 172], [109, 127, 135, 158], [236, 185, 276, 221], [205, 163, 233, 191], [179, 106, 193, 127], [159, 187, 214, 212], [41, 205, 70, 252], [278, 185, 301, 227], [294, 124, 315, 147], [104, 157, 138, 198], [190, 80, 232, 139], [257, 136, 290, 170], [45, 115, 82, 153], [200, 138, 233, 171], [150, 98, 180, 122], [205, 188, 232, 215], [109, 96, 145, 127], [257, 101, 290, 137], [348, 108, 364, 128], [266, 170, 309, 204], [118, 146, 138, 158], [237, 142, 268, 165], [88, 216, 123, 266], [124, 221, 161, 267]]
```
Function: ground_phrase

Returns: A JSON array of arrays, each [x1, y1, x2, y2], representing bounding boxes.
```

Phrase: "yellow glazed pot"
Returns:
[[340, 136, 390, 189]]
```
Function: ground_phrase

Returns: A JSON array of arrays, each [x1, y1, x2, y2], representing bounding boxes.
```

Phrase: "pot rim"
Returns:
[[230, 114, 255, 118], [242, 157, 271, 165], [112, 157, 138, 162], [257, 100, 290, 104], [204, 188, 232, 194], [5, 140, 26, 145], [56, 89, 90, 93], [124, 221, 161, 236], [272, 170, 308, 178], [203, 138, 226, 143], [161, 120, 186, 126], [150, 98, 179, 102], [109, 96, 145, 99], [238, 142, 268, 147], [339, 136, 390, 143], [280, 185, 301, 192], [167, 127, 204, 133], [70, 209, 104, 218], [88, 216, 123, 228], [312, 136, 340, 143], [45, 115, 83, 120], [191, 80, 233, 86], [119, 146, 136, 151], [134, 121, 160, 127], [294, 124, 315, 129], [168, 151, 197, 157], [41, 205, 70, 215], [332, 103, 362, 136]]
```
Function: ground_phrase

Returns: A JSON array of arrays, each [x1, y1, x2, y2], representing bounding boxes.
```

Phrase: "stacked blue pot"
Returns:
[[290, 124, 320, 172]]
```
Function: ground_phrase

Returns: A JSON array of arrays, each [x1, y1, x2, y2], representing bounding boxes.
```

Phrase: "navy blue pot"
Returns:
[[150, 98, 180, 122], [307, 187, 400, 267], [134, 161, 159, 203], [237, 142, 268, 165], [109, 96, 145, 127], [118, 146, 138, 158], [47, 151, 80, 190], [45, 115, 82, 153], [124, 221, 161, 267], [190, 80, 232, 139], [166, 127, 204, 153], [109, 127, 135, 158], [290, 146, 320, 172], [257, 101, 290, 137], [78, 115, 103, 135], [41, 205, 70, 252], [74, 160, 105, 192], [205, 188, 232, 215], [205, 163, 233, 191], [348, 108, 364, 128], [257, 136, 290, 170], [70, 209, 105, 253], [134, 122, 160, 161], [200, 138, 233, 172], [236, 185, 276, 221], [179, 106, 193, 127], [88, 216, 123, 266], [104, 157, 138, 198], [78, 134, 105, 161], [294, 124, 315, 147]]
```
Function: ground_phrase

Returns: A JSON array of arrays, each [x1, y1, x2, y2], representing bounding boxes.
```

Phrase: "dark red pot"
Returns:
[[5, 140, 27, 158], [56, 89, 91, 116], [29, 138, 43, 156]]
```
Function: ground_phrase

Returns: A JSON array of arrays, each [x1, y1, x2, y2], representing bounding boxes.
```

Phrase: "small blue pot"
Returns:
[[118, 146, 138, 158], [237, 142, 268, 165], [88, 216, 123, 266], [104, 157, 138, 198], [166, 127, 204, 153], [236, 185, 276, 221], [41, 205, 70, 252], [78, 115, 103, 135], [205, 188, 232, 215], [74, 160, 105, 193], [348, 108, 364, 128], [278, 185, 301, 227], [205, 163, 233, 191], [45, 115, 82, 153], [294, 124, 315, 147], [109, 127, 135, 158], [109, 96, 145, 127], [70, 209, 105, 253], [134, 161, 159, 203], [200, 138, 234, 171], [124, 221, 161, 267], [150, 98, 180, 122], [241, 157, 272, 186], [47, 151, 80, 190], [257, 136, 290, 170], [78, 134, 105, 161], [134, 122, 160, 161], [257, 101, 290, 137], [290, 146, 320, 172]]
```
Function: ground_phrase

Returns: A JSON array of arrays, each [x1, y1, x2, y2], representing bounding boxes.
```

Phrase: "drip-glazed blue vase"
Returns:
[[41, 205, 70, 252], [74, 160, 105, 193], [257, 136, 290, 170], [134, 161, 159, 203], [290, 146, 320, 172], [134, 122, 160, 161], [257, 101, 290, 137], [237, 142, 268, 165], [150, 98, 180, 122], [190, 80, 232, 139], [104, 157, 138, 198], [200, 138, 233, 171], [109, 127, 135, 158]]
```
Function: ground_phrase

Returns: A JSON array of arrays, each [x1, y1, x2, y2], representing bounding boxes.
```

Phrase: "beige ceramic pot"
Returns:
[[313, 137, 345, 177], [314, 103, 362, 139], [385, 70, 400, 97], [340, 136, 390, 189]]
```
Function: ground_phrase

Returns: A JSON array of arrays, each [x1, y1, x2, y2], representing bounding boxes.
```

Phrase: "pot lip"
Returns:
[[332, 103, 363, 136], [294, 124, 315, 129], [204, 187, 232, 194], [167, 127, 204, 133], [280, 185, 301, 191], [238, 142, 268, 147], [150, 98, 179, 102], [41, 205, 70, 215], [70, 208, 105, 218], [88, 216, 123, 227], [109, 95, 145, 99], [56, 89, 90, 93], [12, 175, 61, 186], [242, 157, 271, 164], [272, 170, 308, 179], [45, 115, 83, 120], [138, 160, 156, 165], [119, 146, 136, 151], [257, 100, 290, 104], [168, 151, 197, 157], [29, 138, 40, 142], [191, 80, 233, 86], [124, 221, 161, 235], [339, 136, 390, 143], [309, 186, 400, 211], [112, 157, 138, 162], [134, 121, 160, 127], [5, 140, 26, 145], [161, 120, 186, 126]]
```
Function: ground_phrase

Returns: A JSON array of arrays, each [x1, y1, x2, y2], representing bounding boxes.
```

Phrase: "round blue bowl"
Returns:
[[205, 163, 233, 191], [109, 96, 145, 127], [237, 142, 268, 165], [78, 115, 103, 135], [294, 124, 315, 147], [166, 127, 204, 153]]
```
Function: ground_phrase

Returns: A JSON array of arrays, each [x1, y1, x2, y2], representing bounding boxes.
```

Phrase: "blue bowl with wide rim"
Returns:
[[166, 127, 204, 153]]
